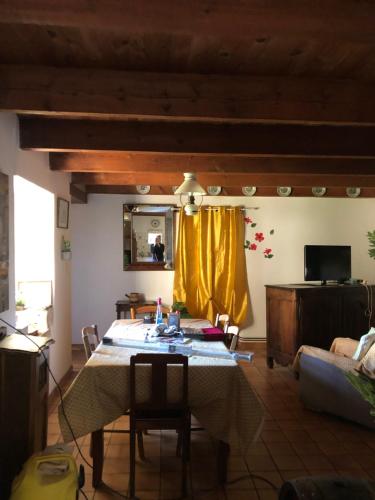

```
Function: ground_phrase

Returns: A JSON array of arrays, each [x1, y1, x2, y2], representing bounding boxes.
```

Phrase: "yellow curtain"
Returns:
[[173, 206, 249, 325]]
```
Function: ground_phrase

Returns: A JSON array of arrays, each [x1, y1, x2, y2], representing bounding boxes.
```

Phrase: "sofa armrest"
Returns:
[[293, 345, 357, 374]]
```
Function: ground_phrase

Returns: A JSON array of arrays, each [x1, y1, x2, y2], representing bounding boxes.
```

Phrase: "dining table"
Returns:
[[58, 318, 264, 487]]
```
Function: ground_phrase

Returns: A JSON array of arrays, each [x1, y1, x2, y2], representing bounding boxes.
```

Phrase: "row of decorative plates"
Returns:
[[135, 185, 362, 197]]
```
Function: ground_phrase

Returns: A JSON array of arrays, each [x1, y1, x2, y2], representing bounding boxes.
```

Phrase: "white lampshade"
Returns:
[[174, 173, 207, 196]]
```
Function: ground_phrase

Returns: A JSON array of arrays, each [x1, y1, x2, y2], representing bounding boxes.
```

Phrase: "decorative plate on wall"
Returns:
[[136, 185, 151, 194], [346, 187, 361, 198], [277, 186, 292, 197], [312, 187, 326, 197], [242, 186, 257, 196], [151, 219, 160, 228], [207, 185, 222, 195]]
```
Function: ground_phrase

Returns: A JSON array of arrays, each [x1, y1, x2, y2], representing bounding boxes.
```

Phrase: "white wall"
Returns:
[[71, 193, 375, 341], [0, 113, 72, 389]]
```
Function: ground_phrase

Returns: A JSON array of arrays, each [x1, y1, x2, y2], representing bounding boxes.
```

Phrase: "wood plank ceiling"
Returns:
[[1, 1, 375, 202]]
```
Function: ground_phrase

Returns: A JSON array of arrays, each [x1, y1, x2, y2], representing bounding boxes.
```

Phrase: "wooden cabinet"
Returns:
[[0, 334, 52, 497], [266, 284, 375, 368]]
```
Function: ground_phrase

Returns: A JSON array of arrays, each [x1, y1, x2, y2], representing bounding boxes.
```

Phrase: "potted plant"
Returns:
[[16, 297, 25, 311], [61, 237, 72, 260], [171, 301, 192, 318]]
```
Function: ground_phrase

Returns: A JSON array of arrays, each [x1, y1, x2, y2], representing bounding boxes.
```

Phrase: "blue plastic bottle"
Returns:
[[155, 297, 163, 324]]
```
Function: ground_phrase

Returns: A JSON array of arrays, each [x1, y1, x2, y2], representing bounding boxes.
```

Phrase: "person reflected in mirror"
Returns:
[[151, 235, 165, 262]]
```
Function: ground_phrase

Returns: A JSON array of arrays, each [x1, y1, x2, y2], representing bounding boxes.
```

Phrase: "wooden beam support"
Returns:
[[50, 153, 375, 175], [19, 117, 375, 158], [69, 183, 87, 204], [1, 2, 374, 43], [2, 65, 375, 125], [71, 172, 375, 188]]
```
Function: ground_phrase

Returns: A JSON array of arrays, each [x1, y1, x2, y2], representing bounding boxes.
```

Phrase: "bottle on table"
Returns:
[[155, 297, 163, 325]]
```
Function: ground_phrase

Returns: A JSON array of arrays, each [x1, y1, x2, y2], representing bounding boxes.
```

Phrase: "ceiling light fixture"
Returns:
[[174, 172, 207, 216]]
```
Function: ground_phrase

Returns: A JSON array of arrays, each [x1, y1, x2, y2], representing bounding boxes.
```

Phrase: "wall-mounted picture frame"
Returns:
[[57, 197, 69, 229]]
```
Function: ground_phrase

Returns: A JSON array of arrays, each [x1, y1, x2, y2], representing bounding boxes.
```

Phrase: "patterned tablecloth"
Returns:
[[59, 319, 264, 454]]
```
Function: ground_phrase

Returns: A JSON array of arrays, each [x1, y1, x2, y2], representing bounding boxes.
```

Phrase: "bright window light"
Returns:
[[14, 176, 54, 309]]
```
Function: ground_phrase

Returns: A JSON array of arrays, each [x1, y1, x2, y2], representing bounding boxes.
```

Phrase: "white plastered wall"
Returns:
[[71, 193, 375, 341], [0, 113, 72, 390]]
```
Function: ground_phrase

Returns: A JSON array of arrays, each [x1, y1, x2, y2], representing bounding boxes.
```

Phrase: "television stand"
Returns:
[[265, 283, 375, 368]]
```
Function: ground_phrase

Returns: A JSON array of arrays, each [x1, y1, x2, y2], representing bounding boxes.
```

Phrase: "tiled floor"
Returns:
[[48, 342, 375, 499]]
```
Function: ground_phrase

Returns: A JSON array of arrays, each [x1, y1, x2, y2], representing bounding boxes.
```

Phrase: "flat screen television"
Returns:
[[304, 245, 351, 284]]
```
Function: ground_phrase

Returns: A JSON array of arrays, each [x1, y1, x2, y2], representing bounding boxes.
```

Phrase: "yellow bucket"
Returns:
[[10, 452, 82, 500]]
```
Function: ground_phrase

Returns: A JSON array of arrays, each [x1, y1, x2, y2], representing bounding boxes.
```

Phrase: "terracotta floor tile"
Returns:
[[246, 454, 277, 472], [247, 441, 270, 456], [283, 430, 312, 443], [261, 430, 288, 443], [307, 430, 338, 443], [225, 490, 259, 500], [256, 489, 279, 500], [266, 441, 295, 456], [272, 454, 304, 471], [300, 454, 335, 472], [291, 441, 321, 456], [328, 454, 364, 470], [251, 469, 284, 490], [316, 441, 347, 456], [280, 469, 308, 481]]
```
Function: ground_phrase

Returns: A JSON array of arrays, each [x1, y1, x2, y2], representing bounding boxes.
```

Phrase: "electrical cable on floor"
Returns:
[[226, 472, 279, 490], [79, 488, 89, 499], [0, 317, 128, 500]]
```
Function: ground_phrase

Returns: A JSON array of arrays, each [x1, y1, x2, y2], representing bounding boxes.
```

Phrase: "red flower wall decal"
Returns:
[[244, 215, 275, 258]]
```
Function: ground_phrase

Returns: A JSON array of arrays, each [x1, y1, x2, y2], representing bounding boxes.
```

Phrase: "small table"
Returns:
[[115, 300, 156, 319]]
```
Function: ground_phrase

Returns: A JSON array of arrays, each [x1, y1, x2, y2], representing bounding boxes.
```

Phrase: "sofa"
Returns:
[[293, 337, 375, 429]]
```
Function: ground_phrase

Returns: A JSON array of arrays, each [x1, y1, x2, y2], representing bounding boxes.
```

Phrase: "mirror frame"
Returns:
[[123, 203, 177, 271]]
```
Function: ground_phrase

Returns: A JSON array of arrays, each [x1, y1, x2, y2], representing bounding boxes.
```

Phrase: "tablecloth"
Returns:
[[59, 319, 264, 454]]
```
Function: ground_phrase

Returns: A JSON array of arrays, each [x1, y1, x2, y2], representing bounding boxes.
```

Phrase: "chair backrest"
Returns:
[[215, 313, 230, 333], [130, 304, 170, 320], [130, 353, 188, 412], [81, 324, 100, 360], [227, 325, 239, 351]]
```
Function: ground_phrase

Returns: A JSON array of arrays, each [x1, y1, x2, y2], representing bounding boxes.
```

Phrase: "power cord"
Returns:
[[0, 317, 129, 499]]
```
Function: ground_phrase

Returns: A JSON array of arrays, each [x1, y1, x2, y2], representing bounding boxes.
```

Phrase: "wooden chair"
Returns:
[[81, 325, 100, 360], [130, 304, 170, 320], [227, 325, 240, 351], [129, 353, 190, 499], [214, 313, 230, 333], [82, 324, 145, 486]]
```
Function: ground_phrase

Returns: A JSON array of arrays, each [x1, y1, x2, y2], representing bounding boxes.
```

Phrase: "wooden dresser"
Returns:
[[265, 284, 375, 368], [0, 334, 53, 497]]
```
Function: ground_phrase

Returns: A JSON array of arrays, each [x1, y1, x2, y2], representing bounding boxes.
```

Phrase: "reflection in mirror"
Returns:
[[123, 204, 176, 270]]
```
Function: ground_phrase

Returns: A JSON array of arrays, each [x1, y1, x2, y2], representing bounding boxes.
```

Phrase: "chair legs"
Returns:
[[129, 429, 136, 499]]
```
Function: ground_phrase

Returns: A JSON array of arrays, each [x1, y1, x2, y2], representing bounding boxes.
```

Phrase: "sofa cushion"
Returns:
[[357, 343, 375, 379], [353, 327, 375, 361]]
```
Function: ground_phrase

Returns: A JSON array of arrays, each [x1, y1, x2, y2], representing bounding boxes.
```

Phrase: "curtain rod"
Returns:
[[199, 207, 259, 211]]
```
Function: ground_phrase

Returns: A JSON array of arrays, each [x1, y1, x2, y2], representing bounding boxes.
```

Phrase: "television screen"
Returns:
[[304, 245, 351, 283]]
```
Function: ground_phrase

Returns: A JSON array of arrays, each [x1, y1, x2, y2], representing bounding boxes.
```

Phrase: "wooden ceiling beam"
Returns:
[[50, 153, 375, 175], [19, 117, 375, 158], [71, 172, 375, 188], [2, 65, 375, 125], [1, 2, 375, 43]]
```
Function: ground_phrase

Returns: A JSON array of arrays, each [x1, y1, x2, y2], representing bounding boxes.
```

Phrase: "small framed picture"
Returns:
[[57, 197, 69, 229]]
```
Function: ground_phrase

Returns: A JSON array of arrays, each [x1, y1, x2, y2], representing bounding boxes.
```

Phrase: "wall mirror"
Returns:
[[123, 204, 176, 270]]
